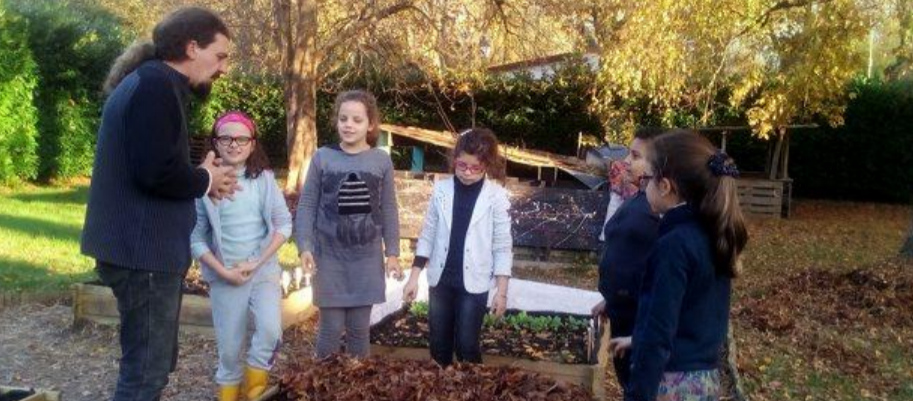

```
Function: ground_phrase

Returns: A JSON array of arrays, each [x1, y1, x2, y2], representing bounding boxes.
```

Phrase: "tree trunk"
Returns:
[[282, 0, 319, 195], [284, 77, 319, 194], [768, 126, 786, 180], [780, 128, 790, 180]]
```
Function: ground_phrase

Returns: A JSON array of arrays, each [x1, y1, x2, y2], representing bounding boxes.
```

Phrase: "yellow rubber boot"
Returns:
[[218, 384, 240, 401], [243, 367, 270, 400]]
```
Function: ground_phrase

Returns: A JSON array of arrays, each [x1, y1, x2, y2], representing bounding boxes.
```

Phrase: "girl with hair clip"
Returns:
[[295, 89, 402, 359], [613, 129, 748, 401], [402, 128, 513, 366], [190, 111, 292, 401]]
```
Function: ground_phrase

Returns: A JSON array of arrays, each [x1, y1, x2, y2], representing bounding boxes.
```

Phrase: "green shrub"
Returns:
[[790, 79, 913, 203], [7, 0, 128, 181], [0, 3, 40, 183]]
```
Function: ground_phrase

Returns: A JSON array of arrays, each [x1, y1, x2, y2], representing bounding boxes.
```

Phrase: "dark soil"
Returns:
[[369, 308, 596, 365]]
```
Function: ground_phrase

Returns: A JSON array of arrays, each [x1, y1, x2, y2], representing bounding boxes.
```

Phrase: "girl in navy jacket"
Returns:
[[593, 127, 663, 391], [614, 129, 748, 401]]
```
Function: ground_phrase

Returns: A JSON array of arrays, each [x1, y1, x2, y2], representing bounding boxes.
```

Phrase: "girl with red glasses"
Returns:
[[403, 128, 513, 366]]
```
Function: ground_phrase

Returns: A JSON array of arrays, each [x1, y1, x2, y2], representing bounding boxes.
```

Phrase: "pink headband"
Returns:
[[214, 111, 256, 136]]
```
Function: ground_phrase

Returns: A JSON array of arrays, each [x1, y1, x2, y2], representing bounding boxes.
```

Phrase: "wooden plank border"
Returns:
[[72, 283, 316, 336]]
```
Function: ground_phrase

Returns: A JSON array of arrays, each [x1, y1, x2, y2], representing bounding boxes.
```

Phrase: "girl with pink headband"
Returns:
[[214, 111, 257, 135], [191, 110, 292, 401]]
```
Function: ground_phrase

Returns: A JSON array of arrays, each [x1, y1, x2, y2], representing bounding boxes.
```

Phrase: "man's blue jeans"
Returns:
[[96, 262, 183, 401], [428, 282, 489, 366]]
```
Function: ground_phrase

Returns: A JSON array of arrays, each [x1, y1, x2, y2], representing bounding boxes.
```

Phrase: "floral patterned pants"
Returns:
[[656, 370, 720, 401]]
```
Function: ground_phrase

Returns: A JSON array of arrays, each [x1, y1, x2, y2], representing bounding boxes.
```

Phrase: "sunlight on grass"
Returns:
[[0, 184, 94, 292], [0, 183, 305, 292]]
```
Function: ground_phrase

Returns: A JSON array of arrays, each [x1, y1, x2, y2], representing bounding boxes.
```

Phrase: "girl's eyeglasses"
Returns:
[[455, 160, 485, 174], [640, 174, 655, 182], [214, 136, 254, 147]]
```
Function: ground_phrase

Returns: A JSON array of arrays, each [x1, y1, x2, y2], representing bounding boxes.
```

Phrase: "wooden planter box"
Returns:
[[72, 283, 316, 335], [0, 386, 60, 401], [368, 312, 611, 400], [250, 324, 609, 401], [250, 276, 609, 401]]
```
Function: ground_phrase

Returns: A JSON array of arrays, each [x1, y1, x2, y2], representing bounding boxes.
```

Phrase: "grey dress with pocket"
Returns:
[[295, 145, 400, 307]]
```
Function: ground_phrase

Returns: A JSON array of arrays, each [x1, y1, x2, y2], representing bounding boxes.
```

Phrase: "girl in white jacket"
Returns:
[[403, 128, 513, 366]]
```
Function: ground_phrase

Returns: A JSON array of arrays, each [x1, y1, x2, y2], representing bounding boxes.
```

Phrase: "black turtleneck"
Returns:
[[413, 178, 485, 289]]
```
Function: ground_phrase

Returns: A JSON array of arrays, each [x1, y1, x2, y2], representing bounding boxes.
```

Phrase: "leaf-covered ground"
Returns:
[[515, 200, 913, 401], [277, 354, 593, 401]]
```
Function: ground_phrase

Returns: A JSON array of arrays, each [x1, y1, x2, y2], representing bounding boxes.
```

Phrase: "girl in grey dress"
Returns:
[[295, 90, 402, 358]]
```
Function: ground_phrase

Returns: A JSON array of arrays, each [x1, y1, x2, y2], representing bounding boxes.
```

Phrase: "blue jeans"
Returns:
[[428, 282, 488, 366], [96, 262, 184, 401]]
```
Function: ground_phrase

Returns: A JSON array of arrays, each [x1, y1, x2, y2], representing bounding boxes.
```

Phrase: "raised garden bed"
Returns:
[[0, 386, 60, 401], [254, 272, 609, 400], [368, 305, 608, 399], [72, 273, 315, 335], [371, 302, 597, 365], [252, 354, 594, 401]]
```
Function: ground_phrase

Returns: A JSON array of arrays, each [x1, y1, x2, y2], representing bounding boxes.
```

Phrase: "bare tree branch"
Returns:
[[320, 0, 416, 57]]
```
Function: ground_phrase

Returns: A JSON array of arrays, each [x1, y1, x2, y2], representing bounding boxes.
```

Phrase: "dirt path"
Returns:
[[0, 303, 217, 401]]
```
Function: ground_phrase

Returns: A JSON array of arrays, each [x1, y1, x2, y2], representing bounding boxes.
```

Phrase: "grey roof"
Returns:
[[587, 144, 629, 162]]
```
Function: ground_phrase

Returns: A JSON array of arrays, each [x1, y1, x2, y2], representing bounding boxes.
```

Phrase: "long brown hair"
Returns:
[[103, 41, 156, 94], [648, 129, 748, 277], [207, 111, 271, 179], [333, 90, 381, 147], [103, 8, 229, 94], [451, 128, 507, 183]]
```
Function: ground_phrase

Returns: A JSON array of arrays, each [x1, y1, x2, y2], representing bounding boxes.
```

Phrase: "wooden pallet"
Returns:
[[72, 283, 316, 336], [736, 178, 784, 217]]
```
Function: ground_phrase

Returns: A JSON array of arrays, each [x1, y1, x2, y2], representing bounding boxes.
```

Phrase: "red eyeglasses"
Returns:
[[455, 160, 485, 174]]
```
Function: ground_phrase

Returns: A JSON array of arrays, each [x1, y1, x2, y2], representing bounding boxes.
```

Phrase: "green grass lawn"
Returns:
[[0, 183, 94, 292], [0, 182, 302, 293]]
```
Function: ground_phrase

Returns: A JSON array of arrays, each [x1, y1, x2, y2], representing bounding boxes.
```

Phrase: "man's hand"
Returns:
[[200, 151, 240, 200]]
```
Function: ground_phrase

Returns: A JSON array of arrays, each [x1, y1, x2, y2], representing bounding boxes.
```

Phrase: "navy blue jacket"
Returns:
[[81, 60, 209, 273], [626, 204, 732, 401], [598, 192, 660, 336]]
